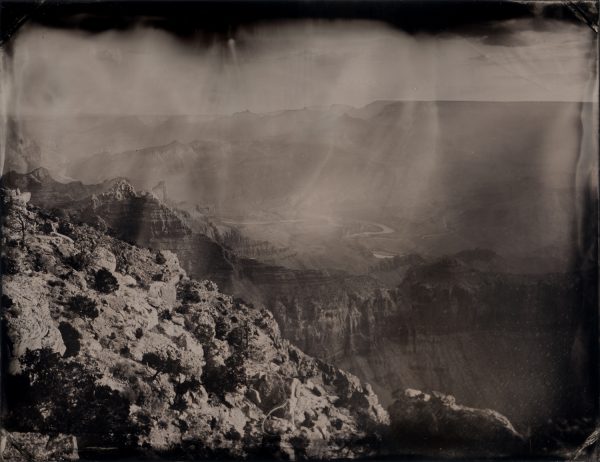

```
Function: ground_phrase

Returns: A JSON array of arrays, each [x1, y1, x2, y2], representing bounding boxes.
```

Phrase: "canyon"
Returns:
[[2, 169, 596, 452], [1, 187, 531, 459]]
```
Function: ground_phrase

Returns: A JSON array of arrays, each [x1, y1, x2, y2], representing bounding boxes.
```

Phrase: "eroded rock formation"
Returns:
[[1, 192, 389, 459]]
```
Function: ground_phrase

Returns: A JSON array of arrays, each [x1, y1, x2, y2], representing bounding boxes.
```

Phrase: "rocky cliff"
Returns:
[[0, 168, 120, 211], [0, 191, 390, 459], [36, 176, 237, 289], [0, 189, 532, 460], [238, 254, 590, 432], [388, 389, 524, 457], [1, 171, 591, 457]]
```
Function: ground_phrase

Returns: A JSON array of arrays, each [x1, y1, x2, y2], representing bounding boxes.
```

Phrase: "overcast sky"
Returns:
[[4, 17, 598, 116]]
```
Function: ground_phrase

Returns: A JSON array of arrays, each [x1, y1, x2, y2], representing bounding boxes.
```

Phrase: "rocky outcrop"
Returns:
[[0, 431, 78, 461], [2, 171, 590, 436], [1, 193, 389, 459], [61, 178, 235, 289], [395, 256, 582, 333], [246, 254, 588, 431], [0, 168, 119, 211], [387, 389, 524, 457], [0, 171, 257, 295], [7, 187, 575, 459], [238, 260, 393, 362], [79, 179, 192, 241]]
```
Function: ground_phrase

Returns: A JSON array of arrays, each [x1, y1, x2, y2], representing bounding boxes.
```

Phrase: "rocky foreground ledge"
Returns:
[[0, 189, 524, 460]]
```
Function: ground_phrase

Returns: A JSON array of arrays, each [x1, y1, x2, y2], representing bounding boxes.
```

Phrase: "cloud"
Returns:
[[4, 18, 597, 117]]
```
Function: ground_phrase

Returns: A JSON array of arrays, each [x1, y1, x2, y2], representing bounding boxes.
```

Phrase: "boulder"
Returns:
[[1, 202, 389, 460], [388, 389, 525, 456], [2, 278, 66, 373], [90, 247, 116, 272], [0, 431, 78, 461]]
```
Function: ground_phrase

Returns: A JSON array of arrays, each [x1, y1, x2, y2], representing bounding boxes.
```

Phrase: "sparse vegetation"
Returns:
[[177, 281, 202, 303], [227, 325, 249, 349], [8, 348, 140, 446], [215, 318, 228, 340], [172, 376, 201, 411], [94, 268, 119, 294], [142, 352, 185, 378], [159, 310, 172, 321], [66, 251, 93, 271], [11, 209, 27, 247], [223, 352, 247, 391], [67, 294, 99, 319], [57, 220, 75, 237], [1, 255, 19, 275], [33, 251, 53, 272], [155, 251, 167, 265], [39, 221, 55, 234], [89, 215, 108, 233], [0, 180, 396, 459]]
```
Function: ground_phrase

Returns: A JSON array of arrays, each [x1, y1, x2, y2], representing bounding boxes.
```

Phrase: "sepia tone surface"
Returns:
[[0, 1, 598, 460]]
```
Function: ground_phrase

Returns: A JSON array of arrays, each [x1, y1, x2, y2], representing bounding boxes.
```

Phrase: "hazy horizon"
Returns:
[[1, 16, 597, 272], [3, 17, 597, 119]]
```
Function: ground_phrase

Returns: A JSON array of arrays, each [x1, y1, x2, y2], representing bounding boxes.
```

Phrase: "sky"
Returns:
[[3, 17, 598, 117], [0, 14, 597, 268]]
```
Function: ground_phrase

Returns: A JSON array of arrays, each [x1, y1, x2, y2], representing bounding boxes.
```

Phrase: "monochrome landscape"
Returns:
[[0, 3, 598, 460]]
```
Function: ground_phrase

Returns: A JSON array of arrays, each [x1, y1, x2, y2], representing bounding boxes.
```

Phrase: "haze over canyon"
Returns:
[[1, 12, 598, 459]]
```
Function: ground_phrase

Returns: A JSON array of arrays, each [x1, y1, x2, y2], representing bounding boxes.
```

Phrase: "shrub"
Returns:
[[33, 252, 52, 273], [172, 376, 201, 411], [155, 252, 167, 265], [159, 310, 172, 321], [1, 255, 19, 275], [201, 352, 246, 398], [57, 221, 75, 237], [67, 295, 99, 319], [177, 419, 189, 433], [135, 327, 144, 339], [94, 268, 119, 294], [191, 319, 215, 344], [214, 319, 228, 340], [175, 304, 191, 315], [177, 284, 201, 303], [225, 428, 242, 441], [201, 363, 227, 397], [224, 352, 247, 390], [89, 215, 108, 233], [227, 326, 248, 349], [9, 348, 138, 446], [183, 290, 202, 303], [39, 221, 55, 234], [66, 251, 93, 271], [141, 352, 184, 377]]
